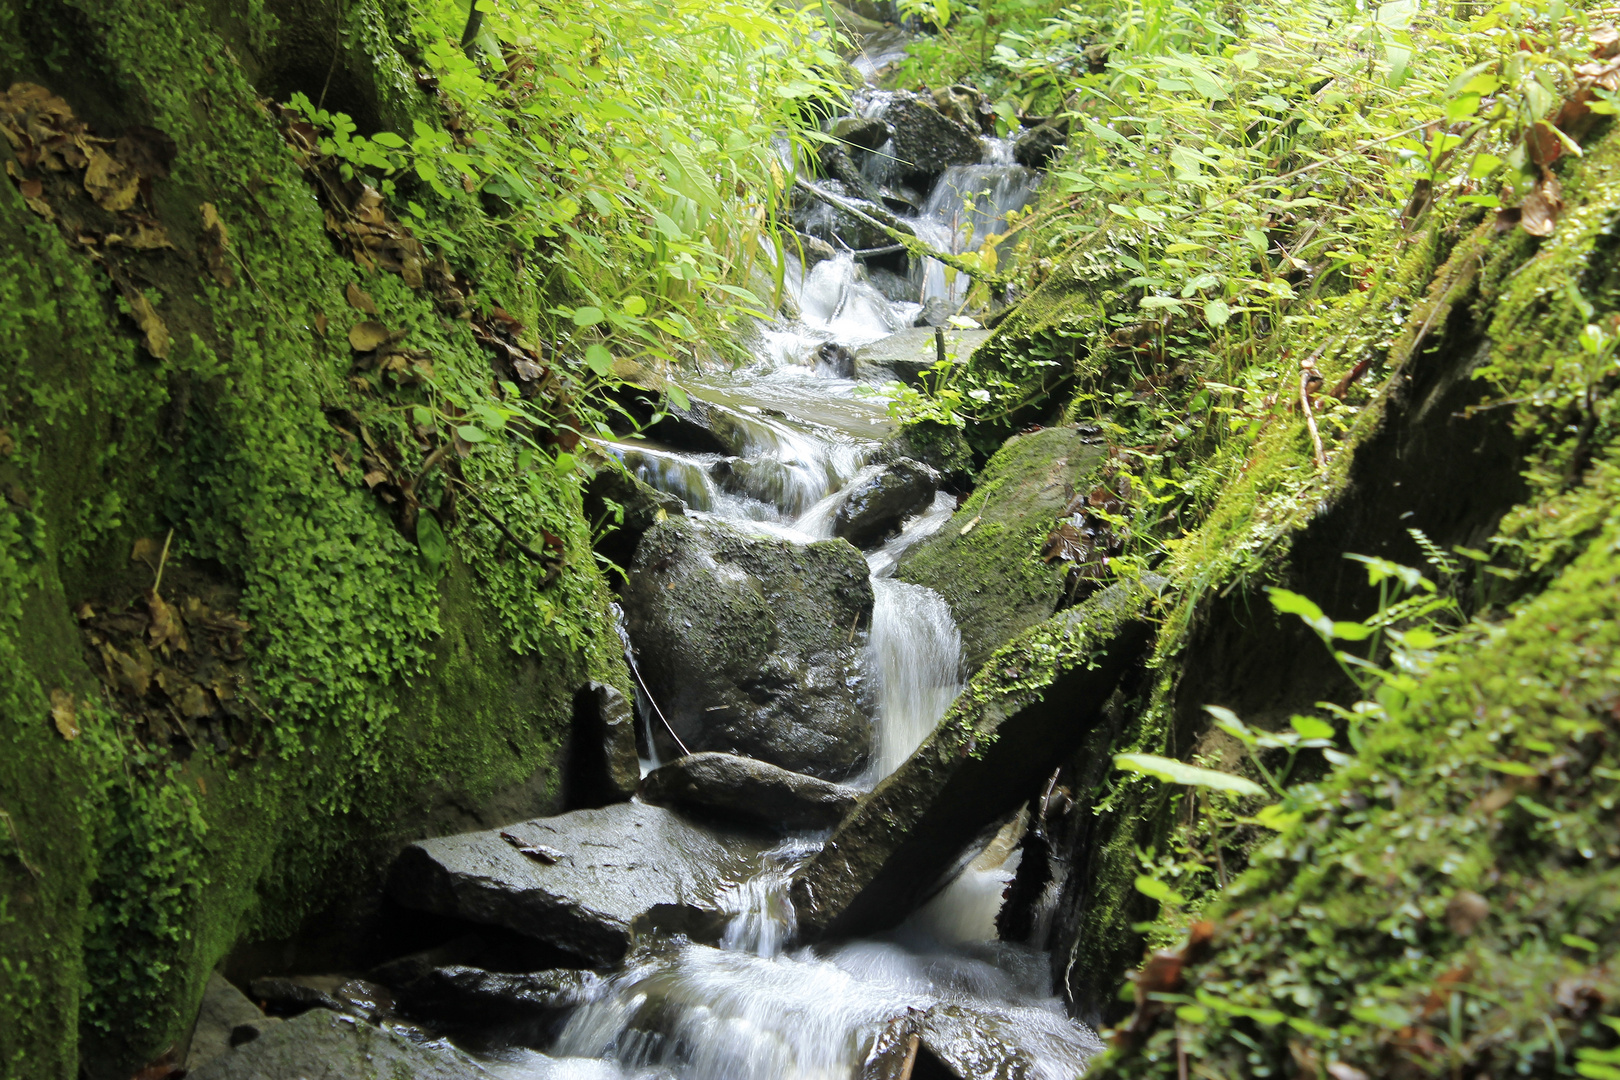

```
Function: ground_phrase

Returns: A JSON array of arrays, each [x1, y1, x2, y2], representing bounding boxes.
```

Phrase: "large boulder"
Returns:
[[184, 973, 280, 1073], [789, 586, 1152, 941], [862, 1002, 1103, 1079], [566, 680, 641, 808], [833, 460, 940, 548], [897, 425, 1109, 672], [583, 464, 685, 570], [858, 90, 984, 181], [832, 114, 894, 152], [640, 751, 861, 831], [388, 800, 778, 965], [623, 516, 875, 780], [855, 326, 992, 386], [187, 1008, 492, 1080]]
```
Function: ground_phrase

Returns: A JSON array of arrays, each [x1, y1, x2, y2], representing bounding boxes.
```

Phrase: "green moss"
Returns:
[[0, 0, 629, 1074], [897, 425, 1108, 670]]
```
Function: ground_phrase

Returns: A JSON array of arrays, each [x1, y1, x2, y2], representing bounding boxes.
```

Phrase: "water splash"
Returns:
[[913, 163, 1042, 304], [719, 837, 822, 958]]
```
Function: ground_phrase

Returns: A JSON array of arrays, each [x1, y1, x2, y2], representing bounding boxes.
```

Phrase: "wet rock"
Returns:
[[931, 85, 995, 135], [789, 586, 1152, 941], [568, 681, 640, 808], [816, 341, 856, 378], [623, 516, 875, 780], [861, 1001, 1100, 1080], [644, 395, 754, 456], [389, 800, 777, 965], [832, 114, 894, 152], [834, 460, 940, 548], [859, 91, 984, 180], [867, 267, 917, 307], [185, 972, 281, 1072], [792, 179, 892, 251], [584, 464, 686, 570], [187, 1007, 490, 1080], [640, 751, 862, 831], [247, 975, 392, 1021], [381, 962, 602, 1023], [897, 425, 1109, 671], [1013, 93, 1078, 169], [818, 145, 887, 205], [795, 232, 839, 269], [856, 327, 992, 385], [710, 456, 804, 513]]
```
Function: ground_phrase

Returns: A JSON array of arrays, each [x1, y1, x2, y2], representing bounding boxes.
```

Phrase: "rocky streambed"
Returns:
[[181, 33, 1141, 1080]]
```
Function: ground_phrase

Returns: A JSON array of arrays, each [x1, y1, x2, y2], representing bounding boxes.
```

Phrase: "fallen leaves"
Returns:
[[345, 281, 377, 315], [122, 287, 172, 358], [200, 201, 234, 286], [49, 688, 78, 740], [1041, 476, 1128, 605], [348, 320, 392, 352]]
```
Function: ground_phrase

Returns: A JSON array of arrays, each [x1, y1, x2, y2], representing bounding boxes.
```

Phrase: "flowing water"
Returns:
[[468, 59, 1101, 1080]]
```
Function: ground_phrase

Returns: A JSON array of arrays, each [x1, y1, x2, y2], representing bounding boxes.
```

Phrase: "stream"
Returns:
[[465, 131, 1100, 1080]]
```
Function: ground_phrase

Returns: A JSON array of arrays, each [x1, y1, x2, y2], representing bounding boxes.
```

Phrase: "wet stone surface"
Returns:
[[388, 800, 779, 965], [640, 751, 862, 831], [834, 459, 940, 548], [623, 515, 875, 780], [187, 1007, 492, 1080]]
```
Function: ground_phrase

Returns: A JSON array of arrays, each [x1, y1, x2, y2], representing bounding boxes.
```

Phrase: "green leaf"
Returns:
[[1331, 620, 1373, 641], [371, 131, 407, 148], [1562, 933, 1599, 952], [1205, 704, 1256, 745], [1268, 588, 1334, 637], [585, 343, 615, 377], [1115, 752, 1266, 796], [416, 512, 449, 576], [1134, 875, 1186, 904], [1247, 803, 1303, 831], [456, 424, 488, 443], [621, 295, 649, 316], [1204, 299, 1232, 327], [571, 306, 606, 327], [1291, 715, 1335, 740], [666, 383, 691, 411], [553, 451, 577, 477], [1177, 1004, 1211, 1024]]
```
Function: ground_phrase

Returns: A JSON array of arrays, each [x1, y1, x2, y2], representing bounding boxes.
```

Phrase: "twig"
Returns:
[[152, 528, 174, 593], [1299, 362, 1326, 471], [792, 177, 1014, 287]]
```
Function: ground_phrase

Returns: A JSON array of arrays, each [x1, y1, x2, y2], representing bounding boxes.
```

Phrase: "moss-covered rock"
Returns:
[[0, 3, 628, 1076], [896, 424, 1108, 672]]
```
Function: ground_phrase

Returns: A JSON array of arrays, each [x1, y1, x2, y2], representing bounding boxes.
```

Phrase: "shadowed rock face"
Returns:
[[187, 1007, 491, 1080], [622, 516, 875, 781], [834, 459, 940, 548], [640, 751, 862, 831], [568, 681, 640, 808], [861, 91, 985, 181], [790, 589, 1152, 942], [388, 801, 779, 965]]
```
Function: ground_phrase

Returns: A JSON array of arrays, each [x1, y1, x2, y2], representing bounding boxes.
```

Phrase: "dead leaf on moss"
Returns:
[[349, 320, 391, 352], [5, 161, 55, 221], [199, 201, 235, 286], [329, 448, 350, 477], [101, 641, 154, 697], [131, 535, 164, 572], [109, 282, 173, 358], [314, 312, 328, 336], [1521, 179, 1564, 237], [146, 588, 189, 654], [49, 688, 78, 740], [0, 428, 13, 456], [107, 218, 174, 250], [1593, 25, 1620, 58], [83, 144, 139, 211], [345, 281, 377, 314]]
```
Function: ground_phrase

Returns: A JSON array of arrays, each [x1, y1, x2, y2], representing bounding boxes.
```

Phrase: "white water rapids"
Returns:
[[472, 102, 1098, 1080]]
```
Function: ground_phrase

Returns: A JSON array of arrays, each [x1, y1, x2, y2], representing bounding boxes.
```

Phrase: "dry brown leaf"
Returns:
[[126, 292, 172, 357], [49, 688, 79, 740], [1526, 120, 1564, 168], [101, 642, 153, 697], [348, 320, 391, 352], [82, 145, 139, 211], [329, 448, 350, 476], [1444, 890, 1490, 936], [5, 160, 56, 221], [1593, 24, 1620, 58], [176, 683, 214, 720], [199, 201, 235, 287], [1522, 180, 1563, 237], [107, 220, 174, 250], [200, 201, 230, 248], [146, 588, 189, 653], [361, 468, 388, 489], [314, 312, 328, 336], [131, 535, 164, 570], [345, 281, 377, 314]]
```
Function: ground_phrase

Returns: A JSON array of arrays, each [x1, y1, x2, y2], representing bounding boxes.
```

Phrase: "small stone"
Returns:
[[1445, 890, 1490, 936]]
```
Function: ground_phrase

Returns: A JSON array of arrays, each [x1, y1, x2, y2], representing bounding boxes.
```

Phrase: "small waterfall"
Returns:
[[867, 578, 964, 778], [797, 255, 918, 345], [913, 163, 1042, 304], [718, 837, 822, 958]]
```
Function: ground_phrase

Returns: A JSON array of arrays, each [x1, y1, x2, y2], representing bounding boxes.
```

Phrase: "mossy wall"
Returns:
[[0, 2, 629, 1076], [959, 95, 1620, 1078]]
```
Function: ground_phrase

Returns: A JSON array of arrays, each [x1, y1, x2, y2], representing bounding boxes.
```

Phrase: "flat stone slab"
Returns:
[[389, 801, 778, 965], [790, 587, 1152, 941], [640, 751, 862, 831], [856, 328, 991, 383], [188, 1007, 490, 1080]]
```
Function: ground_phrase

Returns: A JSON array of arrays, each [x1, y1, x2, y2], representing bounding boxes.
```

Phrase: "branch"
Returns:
[[792, 177, 1014, 288]]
